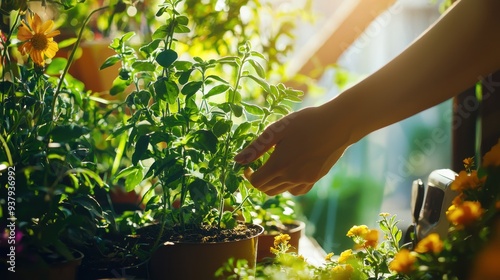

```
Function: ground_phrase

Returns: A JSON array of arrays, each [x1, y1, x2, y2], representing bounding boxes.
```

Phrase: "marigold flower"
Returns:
[[389, 249, 416, 274], [451, 170, 484, 192], [483, 139, 500, 167], [414, 233, 443, 254], [363, 229, 379, 248], [273, 233, 291, 248], [446, 201, 484, 227], [338, 249, 354, 264], [346, 225, 369, 237], [451, 194, 464, 206], [17, 13, 60, 66], [331, 264, 354, 279], [463, 157, 475, 171]]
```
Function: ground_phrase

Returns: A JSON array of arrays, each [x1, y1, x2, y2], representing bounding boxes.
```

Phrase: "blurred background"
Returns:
[[283, 0, 452, 253]]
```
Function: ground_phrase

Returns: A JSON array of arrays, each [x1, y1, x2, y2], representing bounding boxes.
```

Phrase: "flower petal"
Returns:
[[32, 14, 43, 33], [44, 41, 59, 58], [31, 50, 45, 66], [17, 23, 33, 41], [40, 19, 55, 34]]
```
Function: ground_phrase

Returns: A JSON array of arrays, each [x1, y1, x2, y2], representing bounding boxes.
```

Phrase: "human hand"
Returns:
[[234, 103, 355, 196]]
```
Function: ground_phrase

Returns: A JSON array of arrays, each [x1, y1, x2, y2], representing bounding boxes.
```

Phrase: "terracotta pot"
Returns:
[[148, 224, 264, 280], [257, 221, 305, 262], [10, 249, 83, 280]]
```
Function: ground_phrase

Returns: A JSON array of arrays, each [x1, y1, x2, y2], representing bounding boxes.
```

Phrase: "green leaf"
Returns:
[[156, 49, 178, 68], [233, 122, 251, 137], [57, 38, 78, 49], [181, 81, 203, 98], [100, 55, 121, 70], [248, 59, 266, 78], [46, 58, 67, 74], [206, 75, 230, 85], [154, 78, 179, 104], [110, 77, 129, 96], [178, 69, 193, 85], [132, 60, 156, 72], [230, 104, 243, 118], [242, 102, 264, 116], [245, 74, 271, 93], [225, 89, 241, 104], [120, 32, 136, 43], [220, 211, 237, 229], [51, 124, 90, 142], [188, 178, 217, 207], [114, 166, 144, 192], [132, 135, 150, 165], [212, 120, 232, 137], [139, 39, 162, 56], [187, 130, 218, 153], [204, 84, 230, 99]]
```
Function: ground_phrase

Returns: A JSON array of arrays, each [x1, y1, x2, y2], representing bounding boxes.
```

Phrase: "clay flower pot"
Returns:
[[148, 224, 264, 280]]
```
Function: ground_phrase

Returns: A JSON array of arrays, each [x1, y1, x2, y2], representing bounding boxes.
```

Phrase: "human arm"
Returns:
[[234, 0, 500, 196]]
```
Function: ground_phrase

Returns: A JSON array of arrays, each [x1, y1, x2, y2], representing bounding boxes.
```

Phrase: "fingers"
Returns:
[[243, 166, 313, 196], [234, 121, 285, 164]]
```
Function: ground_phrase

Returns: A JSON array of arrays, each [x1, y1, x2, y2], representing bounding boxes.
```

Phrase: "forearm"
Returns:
[[326, 0, 500, 142]]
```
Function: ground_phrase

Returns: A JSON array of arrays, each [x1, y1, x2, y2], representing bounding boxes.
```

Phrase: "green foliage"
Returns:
[[0, 8, 110, 262], [105, 0, 303, 235]]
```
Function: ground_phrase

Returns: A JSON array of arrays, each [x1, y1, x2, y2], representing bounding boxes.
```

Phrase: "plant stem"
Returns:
[[51, 5, 109, 122], [217, 52, 248, 228]]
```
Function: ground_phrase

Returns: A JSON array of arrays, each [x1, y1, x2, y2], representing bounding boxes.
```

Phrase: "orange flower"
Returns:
[[463, 157, 475, 171], [451, 170, 484, 192], [17, 13, 60, 66], [389, 249, 416, 274], [414, 233, 443, 254], [446, 201, 484, 227], [483, 139, 500, 167]]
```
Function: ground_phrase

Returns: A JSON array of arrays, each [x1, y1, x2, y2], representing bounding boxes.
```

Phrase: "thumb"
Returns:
[[234, 125, 281, 164]]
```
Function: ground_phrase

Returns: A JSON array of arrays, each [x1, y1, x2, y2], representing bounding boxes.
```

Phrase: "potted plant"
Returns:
[[0, 2, 111, 279], [243, 191, 306, 263], [103, 0, 303, 278]]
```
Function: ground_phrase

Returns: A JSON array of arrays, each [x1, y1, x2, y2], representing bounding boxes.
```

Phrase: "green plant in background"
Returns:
[[0, 1, 110, 265], [244, 192, 298, 234], [105, 0, 302, 239]]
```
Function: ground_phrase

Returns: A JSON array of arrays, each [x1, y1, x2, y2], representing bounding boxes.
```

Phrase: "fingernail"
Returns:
[[234, 153, 247, 164]]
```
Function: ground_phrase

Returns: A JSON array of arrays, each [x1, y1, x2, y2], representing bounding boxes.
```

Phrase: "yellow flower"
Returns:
[[346, 225, 369, 237], [17, 13, 60, 66], [273, 233, 291, 248], [363, 229, 379, 248], [389, 249, 416, 274], [446, 201, 484, 227], [331, 264, 354, 280], [338, 249, 354, 264], [451, 170, 484, 192], [379, 212, 390, 218], [483, 139, 500, 167], [414, 233, 443, 254], [325, 252, 334, 261]]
